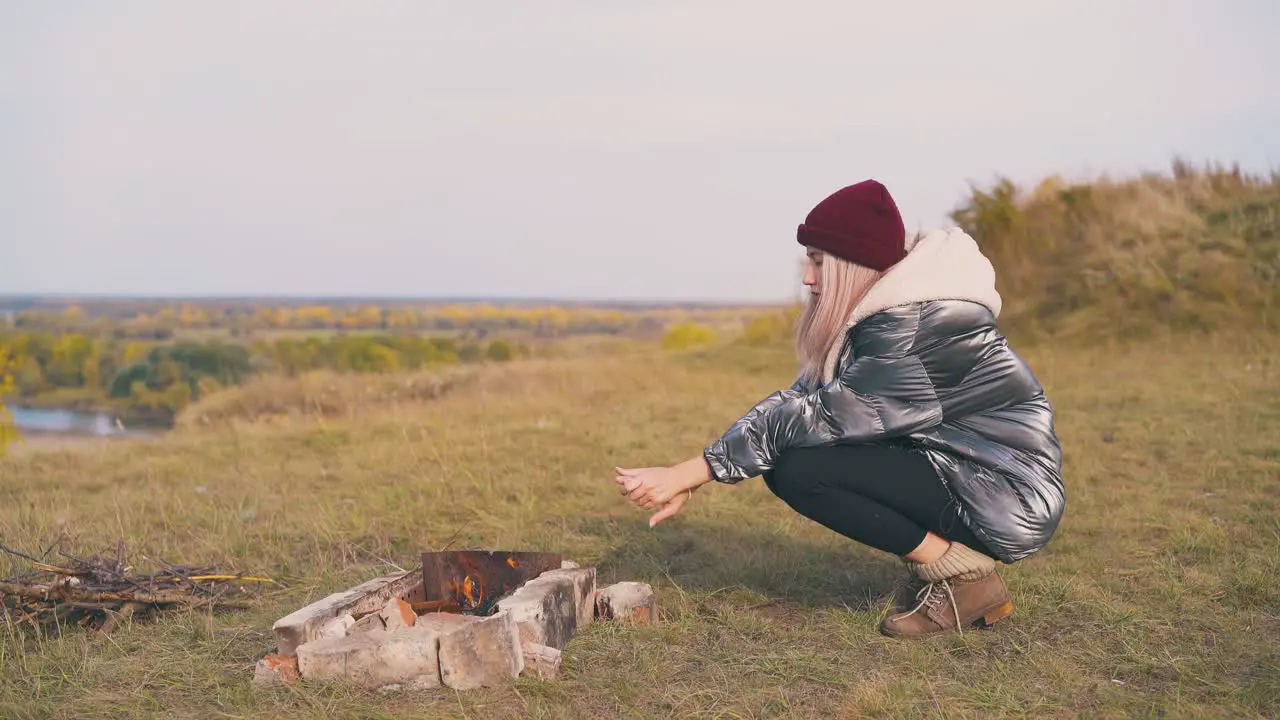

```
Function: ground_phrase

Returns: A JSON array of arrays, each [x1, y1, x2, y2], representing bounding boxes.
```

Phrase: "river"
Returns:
[[8, 406, 159, 439]]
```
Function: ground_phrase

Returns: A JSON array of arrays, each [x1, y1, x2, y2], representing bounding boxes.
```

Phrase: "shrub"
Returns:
[[486, 339, 515, 362], [661, 322, 718, 351]]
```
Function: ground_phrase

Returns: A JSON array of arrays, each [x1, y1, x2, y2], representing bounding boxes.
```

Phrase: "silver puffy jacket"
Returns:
[[703, 228, 1065, 563]]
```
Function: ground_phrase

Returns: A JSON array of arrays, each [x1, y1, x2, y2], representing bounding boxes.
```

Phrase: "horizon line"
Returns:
[[0, 292, 794, 307]]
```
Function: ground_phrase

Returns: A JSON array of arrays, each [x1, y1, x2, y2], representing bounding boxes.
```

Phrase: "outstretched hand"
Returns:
[[614, 456, 713, 527], [648, 487, 691, 527], [615, 466, 685, 509]]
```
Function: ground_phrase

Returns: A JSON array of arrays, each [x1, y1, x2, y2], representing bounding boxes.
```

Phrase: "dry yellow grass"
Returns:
[[1, 331, 1278, 718], [174, 367, 477, 428], [953, 163, 1280, 340]]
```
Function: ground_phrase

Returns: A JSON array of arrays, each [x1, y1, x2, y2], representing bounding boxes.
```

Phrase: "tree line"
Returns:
[[4, 302, 754, 340], [0, 331, 526, 421]]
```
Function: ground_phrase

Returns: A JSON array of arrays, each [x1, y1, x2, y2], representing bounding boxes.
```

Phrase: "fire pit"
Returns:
[[420, 550, 564, 616], [254, 551, 656, 691]]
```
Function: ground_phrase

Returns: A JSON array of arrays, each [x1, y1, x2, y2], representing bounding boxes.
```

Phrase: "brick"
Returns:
[[296, 626, 441, 689], [415, 612, 480, 633], [495, 574, 578, 649], [438, 610, 523, 690], [349, 612, 386, 635], [520, 642, 562, 681], [379, 597, 416, 631], [272, 570, 421, 655], [316, 614, 354, 640], [595, 582, 657, 624], [252, 653, 300, 685], [539, 567, 596, 629]]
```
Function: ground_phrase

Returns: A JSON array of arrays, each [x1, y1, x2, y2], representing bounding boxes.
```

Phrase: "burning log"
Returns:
[[0, 541, 273, 634], [410, 599, 461, 614]]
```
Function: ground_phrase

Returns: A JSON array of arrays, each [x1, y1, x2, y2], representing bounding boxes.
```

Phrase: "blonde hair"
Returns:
[[795, 251, 883, 384]]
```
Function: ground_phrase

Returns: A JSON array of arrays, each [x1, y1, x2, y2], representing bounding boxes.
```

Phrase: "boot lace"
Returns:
[[897, 578, 963, 635]]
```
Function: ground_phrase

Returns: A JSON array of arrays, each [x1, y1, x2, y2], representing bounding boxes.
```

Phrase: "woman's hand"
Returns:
[[614, 456, 712, 527], [646, 491, 690, 528], [615, 466, 687, 509]]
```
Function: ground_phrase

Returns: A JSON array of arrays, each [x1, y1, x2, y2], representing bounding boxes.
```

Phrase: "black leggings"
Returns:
[[763, 444, 995, 558]]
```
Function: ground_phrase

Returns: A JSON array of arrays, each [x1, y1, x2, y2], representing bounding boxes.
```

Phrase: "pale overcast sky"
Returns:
[[2, 1, 1277, 301]]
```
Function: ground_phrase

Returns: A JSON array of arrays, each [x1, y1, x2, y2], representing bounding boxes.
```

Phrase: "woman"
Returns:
[[615, 179, 1064, 638]]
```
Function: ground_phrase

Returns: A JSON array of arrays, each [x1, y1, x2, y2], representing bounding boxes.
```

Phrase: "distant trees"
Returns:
[[485, 339, 515, 362], [0, 330, 529, 421], [9, 302, 680, 338], [248, 335, 518, 376], [107, 342, 252, 417], [458, 343, 482, 363], [3, 298, 783, 358], [0, 349, 16, 454]]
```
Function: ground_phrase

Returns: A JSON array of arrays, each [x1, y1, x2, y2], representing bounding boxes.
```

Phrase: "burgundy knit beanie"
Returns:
[[796, 179, 906, 271]]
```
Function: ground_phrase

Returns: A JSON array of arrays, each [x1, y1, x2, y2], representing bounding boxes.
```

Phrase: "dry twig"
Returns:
[[0, 540, 273, 634]]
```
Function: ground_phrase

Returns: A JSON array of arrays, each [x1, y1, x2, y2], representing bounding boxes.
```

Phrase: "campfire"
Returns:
[[256, 550, 656, 690], [421, 550, 564, 616]]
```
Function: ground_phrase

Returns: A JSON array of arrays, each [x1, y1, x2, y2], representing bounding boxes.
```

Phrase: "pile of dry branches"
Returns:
[[1, 540, 274, 634]]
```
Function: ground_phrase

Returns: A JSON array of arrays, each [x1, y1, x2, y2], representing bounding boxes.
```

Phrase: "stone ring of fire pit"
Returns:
[[254, 551, 657, 691]]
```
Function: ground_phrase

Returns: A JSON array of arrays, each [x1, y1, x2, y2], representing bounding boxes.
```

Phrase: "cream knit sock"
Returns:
[[908, 542, 996, 582]]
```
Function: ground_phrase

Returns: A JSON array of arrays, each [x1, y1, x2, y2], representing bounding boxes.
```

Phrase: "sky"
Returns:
[[2, 1, 1278, 302]]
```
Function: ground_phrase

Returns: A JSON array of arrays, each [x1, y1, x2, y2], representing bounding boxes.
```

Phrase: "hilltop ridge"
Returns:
[[952, 160, 1279, 339]]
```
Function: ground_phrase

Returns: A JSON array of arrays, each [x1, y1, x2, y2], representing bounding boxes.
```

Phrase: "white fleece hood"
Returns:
[[850, 226, 1002, 327]]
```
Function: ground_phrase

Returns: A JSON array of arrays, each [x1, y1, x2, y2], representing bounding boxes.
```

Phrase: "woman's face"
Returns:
[[802, 249, 823, 297]]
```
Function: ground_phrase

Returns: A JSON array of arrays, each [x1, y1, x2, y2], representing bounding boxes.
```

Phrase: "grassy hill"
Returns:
[[953, 161, 1279, 340]]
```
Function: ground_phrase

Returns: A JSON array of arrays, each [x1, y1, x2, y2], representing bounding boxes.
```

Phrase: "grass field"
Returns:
[[1, 334, 1278, 718]]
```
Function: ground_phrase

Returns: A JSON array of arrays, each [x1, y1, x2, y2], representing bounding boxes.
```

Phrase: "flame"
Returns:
[[505, 557, 519, 568], [461, 575, 482, 608]]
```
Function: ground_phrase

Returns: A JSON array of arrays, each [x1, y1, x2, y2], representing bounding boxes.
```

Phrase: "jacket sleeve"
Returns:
[[703, 350, 943, 483], [721, 377, 808, 434]]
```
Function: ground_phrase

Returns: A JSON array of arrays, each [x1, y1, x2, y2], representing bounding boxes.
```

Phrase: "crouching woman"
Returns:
[[615, 179, 1065, 638]]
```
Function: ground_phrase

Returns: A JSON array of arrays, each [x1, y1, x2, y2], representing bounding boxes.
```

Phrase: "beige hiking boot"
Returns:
[[880, 541, 1013, 637], [880, 570, 1014, 637]]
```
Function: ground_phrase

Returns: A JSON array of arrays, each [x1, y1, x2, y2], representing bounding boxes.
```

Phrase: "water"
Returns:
[[8, 406, 156, 438]]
